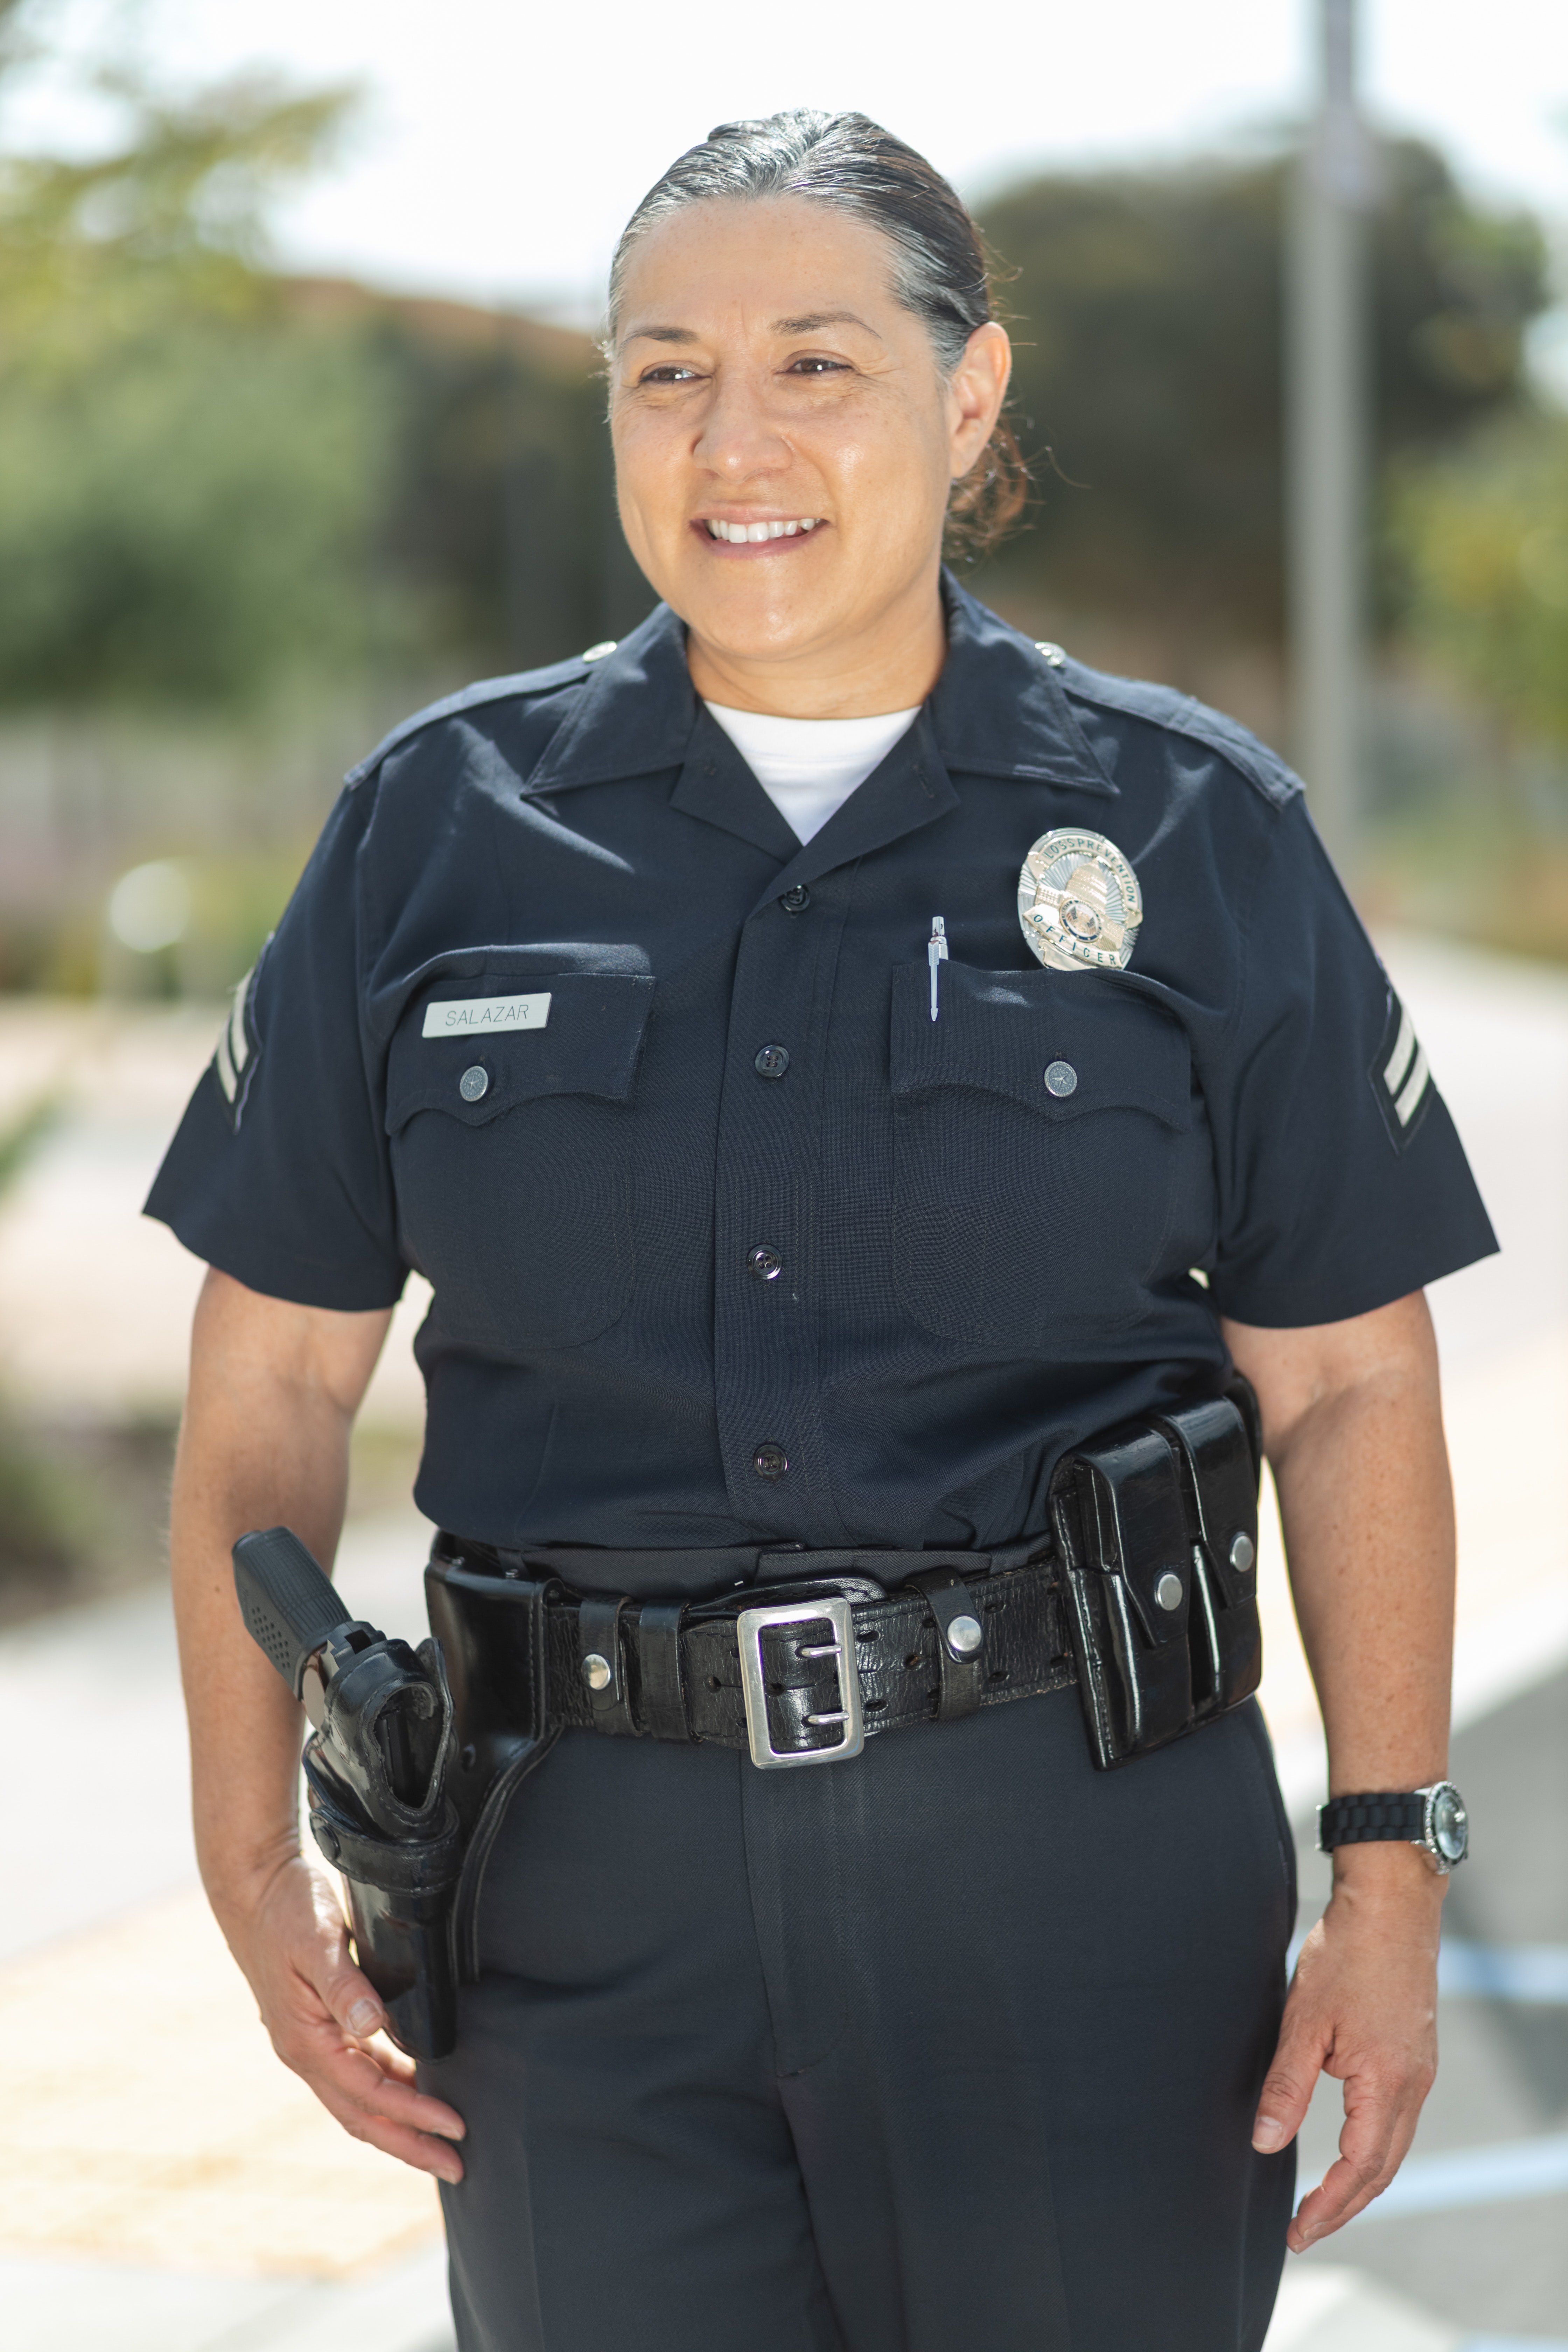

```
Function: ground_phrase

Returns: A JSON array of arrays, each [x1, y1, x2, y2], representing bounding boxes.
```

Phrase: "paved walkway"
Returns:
[[0, 1517, 448, 2344], [1, 933, 1565, 2347]]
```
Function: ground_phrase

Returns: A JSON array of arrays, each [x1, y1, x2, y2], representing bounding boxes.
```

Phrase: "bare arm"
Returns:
[[1224, 1290, 1451, 2248], [171, 1264, 464, 2180]]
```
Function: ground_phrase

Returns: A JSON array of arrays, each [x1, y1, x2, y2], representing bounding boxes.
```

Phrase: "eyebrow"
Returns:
[[622, 310, 883, 345], [773, 310, 881, 338]]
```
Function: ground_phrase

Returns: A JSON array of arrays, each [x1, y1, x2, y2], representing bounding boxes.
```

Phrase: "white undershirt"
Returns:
[[704, 702, 922, 844]]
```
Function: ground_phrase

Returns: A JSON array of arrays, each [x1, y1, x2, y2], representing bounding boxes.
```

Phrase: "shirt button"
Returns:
[[459, 1065, 490, 1102], [747, 1244, 784, 1281], [753, 1441, 789, 1480], [754, 1043, 791, 1079], [779, 885, 811, 914], [1044, 1059, 1078, 1098]]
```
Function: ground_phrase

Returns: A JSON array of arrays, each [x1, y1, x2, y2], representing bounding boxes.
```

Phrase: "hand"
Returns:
[[1252, 1846, 1443, 2249], [214, 1853, 467, 2183]]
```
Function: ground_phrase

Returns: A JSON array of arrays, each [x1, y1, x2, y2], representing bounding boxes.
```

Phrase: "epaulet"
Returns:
[[1048, 651, 1301, 812], [343, 651, 598, 788]]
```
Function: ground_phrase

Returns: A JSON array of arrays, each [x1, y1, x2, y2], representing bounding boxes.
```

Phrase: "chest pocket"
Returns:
[[891, 960, 1192, 1347], [387, 971, 655, 1351]]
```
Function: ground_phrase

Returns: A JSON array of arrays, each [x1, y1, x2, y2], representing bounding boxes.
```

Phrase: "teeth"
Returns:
[[705, 518, 820, 542]]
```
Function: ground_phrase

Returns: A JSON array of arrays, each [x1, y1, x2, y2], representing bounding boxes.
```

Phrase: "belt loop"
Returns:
[[635, 1601, 691, 1742], [578, 1596, 635, 1735], [490, 1570, 559, 1737], [908, 1567, 986, 1721]]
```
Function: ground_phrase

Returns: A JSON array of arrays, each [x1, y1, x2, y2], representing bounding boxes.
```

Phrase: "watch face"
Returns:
[[1430, 1784, 1469, 1865]]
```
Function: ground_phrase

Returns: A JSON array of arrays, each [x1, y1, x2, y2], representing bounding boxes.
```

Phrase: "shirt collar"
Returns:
[[522, 573, 1115, 803], [664, 699, 959, 897], [523, 603, 696, 794], [931, 575, 1114, 794]]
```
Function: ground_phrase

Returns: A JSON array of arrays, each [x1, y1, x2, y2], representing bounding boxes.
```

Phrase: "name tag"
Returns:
[[422, 991, 552, 1038]]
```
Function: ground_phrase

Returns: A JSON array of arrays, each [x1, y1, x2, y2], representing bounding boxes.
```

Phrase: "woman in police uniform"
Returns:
[[153, 112, 1494, 2352]]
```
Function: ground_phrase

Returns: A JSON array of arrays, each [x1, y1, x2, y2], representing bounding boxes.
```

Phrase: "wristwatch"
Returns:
[[1317, 1782, 1469, 1874]]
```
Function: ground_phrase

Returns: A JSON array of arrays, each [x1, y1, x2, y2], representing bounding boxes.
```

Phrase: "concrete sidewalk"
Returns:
[[1, 2245, 455, 2352]]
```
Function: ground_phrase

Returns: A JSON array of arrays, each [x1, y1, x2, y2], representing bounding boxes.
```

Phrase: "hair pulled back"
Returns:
[[607, 110, 1027, 561]]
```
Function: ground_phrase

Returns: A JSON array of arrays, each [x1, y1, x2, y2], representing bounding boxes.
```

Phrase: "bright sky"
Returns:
[[6, 0, 1567, 317]]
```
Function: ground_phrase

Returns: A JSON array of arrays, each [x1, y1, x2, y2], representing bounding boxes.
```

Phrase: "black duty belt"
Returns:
[[223, 1384, 1266, 2057], [427, 1381, 1265, 1793], [427, 1537, 1072, 1771]]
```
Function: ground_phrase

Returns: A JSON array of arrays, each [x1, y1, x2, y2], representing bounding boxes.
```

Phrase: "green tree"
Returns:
[[975, 141, 1547, 658], [348, 293, 645, 678], [0, 21, 415, 706], [0, 1087, 75, 1585], [0, 0, 352, 340], [0, 309, 404, 703], [0, 13, 628, 705], [1392, 412, 1568, 754]]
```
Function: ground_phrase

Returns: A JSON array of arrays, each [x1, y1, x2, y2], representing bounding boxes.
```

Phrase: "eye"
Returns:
[[785, 356, 851, 376], [636, 363, 702, 386]]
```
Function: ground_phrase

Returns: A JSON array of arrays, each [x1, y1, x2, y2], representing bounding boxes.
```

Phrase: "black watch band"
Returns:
[[1318, 1791, 1425, 1848]]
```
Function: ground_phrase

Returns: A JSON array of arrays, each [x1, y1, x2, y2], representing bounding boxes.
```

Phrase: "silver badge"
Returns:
[[1017, 830, 1143, 974]]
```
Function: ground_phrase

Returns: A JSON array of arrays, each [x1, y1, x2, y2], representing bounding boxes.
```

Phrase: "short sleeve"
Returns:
[[1205, 795, 1496, 1327], [144, 780, 407, 1311]]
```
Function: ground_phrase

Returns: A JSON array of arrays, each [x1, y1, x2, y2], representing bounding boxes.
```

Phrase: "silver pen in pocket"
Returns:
[[928, 916, 948, 1021]]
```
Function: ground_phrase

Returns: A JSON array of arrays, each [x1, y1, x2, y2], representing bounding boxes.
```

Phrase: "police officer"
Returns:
[[152, 111, 1494, 2352]]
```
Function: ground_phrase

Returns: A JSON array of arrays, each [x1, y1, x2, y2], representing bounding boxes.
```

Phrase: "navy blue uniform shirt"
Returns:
[[146, 578, 1496, 1553]]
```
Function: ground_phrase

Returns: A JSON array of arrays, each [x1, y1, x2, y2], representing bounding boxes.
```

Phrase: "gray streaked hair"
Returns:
[[609, 110, 987, 371]]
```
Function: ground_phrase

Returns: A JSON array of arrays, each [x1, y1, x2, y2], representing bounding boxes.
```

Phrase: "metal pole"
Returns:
[[1288, 0, 1371, 871]]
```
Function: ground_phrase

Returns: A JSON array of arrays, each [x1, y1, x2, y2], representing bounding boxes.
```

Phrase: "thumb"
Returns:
[[1253, 2019, 1325, 2155], [316, 1942, 388, 2043]]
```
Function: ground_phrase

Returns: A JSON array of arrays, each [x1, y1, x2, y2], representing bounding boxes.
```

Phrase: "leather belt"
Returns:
[[430, 1537, 1073, 1770]]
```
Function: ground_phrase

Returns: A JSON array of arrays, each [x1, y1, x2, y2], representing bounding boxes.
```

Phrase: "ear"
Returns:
[[949, 323, 1012, 477]]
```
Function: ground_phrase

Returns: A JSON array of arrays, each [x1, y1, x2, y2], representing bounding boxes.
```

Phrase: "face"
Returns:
[[608, 195, 1010, 708]]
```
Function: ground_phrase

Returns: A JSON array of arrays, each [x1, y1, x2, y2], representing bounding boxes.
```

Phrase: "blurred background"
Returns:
[[0, 2, 1565, 2347]]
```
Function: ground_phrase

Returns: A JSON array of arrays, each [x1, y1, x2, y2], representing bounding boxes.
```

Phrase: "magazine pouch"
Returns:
[[1154, 1380, 1264, 1722], [1049, 1419, 1197, 1770]]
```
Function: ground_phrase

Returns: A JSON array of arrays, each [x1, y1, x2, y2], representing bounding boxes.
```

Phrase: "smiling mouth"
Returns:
[[702, 517, 823, 543]]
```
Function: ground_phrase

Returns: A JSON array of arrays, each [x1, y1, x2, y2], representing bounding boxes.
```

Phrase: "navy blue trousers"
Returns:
[[425, 1688, 1296, 2352]]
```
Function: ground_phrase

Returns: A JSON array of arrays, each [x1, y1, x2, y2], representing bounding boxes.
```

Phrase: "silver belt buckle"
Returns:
[[736, 1596, 865, 1770]]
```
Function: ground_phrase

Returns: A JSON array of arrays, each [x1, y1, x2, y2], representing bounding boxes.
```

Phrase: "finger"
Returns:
[[331, 2044, 468, 2138], [359, 2123, 465, 2184], [1252, 2021, 1327, 2155], [1289, 2150, 1388, 2248], [269, 2005, 468, 2140], [284, 2046, 468, 2179], [307, 2079, 467, 2182], [362, 2031, 419, 2086], [1289, 2074, 1424, 2247], [286, 2025, 468, 2137]]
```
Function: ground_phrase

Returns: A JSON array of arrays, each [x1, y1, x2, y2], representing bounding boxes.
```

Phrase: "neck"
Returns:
[[684, 572, 947, 720]]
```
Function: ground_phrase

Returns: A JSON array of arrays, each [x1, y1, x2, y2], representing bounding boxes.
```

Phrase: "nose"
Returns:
[[693, 369, 791, 484]]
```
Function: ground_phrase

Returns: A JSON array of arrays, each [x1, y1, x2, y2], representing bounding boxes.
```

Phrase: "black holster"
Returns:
[[1048, 1380, 1263, 1770], [424, 1559, 560, 1986], [300, 1634, 464, 2057]]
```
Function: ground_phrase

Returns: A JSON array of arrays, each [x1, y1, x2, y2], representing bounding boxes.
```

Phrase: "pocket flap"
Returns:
[[891, 960, 1190, 1132], [386, 972, 655, 1133]]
